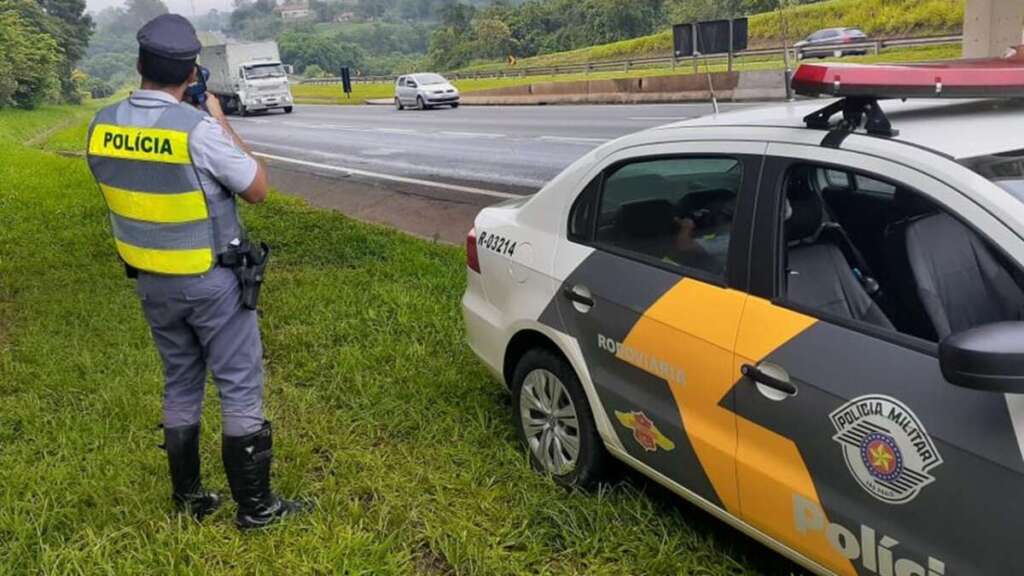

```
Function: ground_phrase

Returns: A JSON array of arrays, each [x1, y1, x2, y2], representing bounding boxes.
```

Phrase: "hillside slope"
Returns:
[[461, 0, 964, 72]]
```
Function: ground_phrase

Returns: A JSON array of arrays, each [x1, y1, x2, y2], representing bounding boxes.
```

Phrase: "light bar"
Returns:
[[792, 54, 1024, 99]]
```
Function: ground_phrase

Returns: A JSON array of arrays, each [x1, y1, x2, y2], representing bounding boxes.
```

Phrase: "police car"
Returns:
[[462, 58, 1024, 575]]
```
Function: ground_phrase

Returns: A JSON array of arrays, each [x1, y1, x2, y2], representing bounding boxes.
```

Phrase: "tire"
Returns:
[[417, 96, 427, 111], [239, 104, 248, 117], [284, 106, 293, 114], [511, 348, 610, 489], [395, 97, 404, 111], [450, 102, 460, 109]]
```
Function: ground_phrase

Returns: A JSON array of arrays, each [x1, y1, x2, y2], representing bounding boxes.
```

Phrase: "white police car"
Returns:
[[463, 59, 1024, 575]]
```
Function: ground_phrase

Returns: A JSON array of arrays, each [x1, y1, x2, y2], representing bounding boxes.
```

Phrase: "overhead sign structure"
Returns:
[[673, 18, 749, 58]]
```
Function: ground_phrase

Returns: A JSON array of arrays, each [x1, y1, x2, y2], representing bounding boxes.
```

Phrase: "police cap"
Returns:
[[137, 14, 201, 61]]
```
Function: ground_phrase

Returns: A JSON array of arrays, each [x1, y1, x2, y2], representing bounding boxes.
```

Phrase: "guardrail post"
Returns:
[[624, 60, 630, 73], [873, 40, 881, 55]]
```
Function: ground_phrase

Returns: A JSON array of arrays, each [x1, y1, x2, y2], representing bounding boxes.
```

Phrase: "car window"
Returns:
[[590, 157, 741, 279], [781, 162, 1024, 343], [397, 76, 405, 85]]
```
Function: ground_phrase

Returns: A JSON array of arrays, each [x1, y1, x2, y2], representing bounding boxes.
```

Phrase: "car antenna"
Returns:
[[696, 50, 719, 114]]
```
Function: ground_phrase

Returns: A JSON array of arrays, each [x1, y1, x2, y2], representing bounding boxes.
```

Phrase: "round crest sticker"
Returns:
[[829, 395, 942, 504]]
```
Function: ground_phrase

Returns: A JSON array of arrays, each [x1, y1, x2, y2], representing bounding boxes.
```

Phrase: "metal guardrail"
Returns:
[[299, 33, 963, 86]]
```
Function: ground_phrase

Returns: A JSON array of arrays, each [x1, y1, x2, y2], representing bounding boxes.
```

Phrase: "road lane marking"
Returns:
[[251, 151, 521, 200], [439, 131, 506, 139], [629, 116, 690, 121], [373, 128, 418, 135], [538, 136, 609, 145]]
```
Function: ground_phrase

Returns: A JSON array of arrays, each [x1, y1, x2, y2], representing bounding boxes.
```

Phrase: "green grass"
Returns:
[[0, 105, 800, 574], [457, 0, 964, 75], [293, 43, 960, 104]]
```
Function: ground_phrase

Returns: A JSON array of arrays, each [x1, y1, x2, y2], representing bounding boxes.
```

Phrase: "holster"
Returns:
[[220, 241, 270, 310]]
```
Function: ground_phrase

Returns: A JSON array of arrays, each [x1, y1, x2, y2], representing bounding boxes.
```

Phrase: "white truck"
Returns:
[[199, 42, 294, 116]]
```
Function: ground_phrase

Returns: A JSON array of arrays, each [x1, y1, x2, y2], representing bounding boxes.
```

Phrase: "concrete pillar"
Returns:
[[963, 0, 1024, 58]]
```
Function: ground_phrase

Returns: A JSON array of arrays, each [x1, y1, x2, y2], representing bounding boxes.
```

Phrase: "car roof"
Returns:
[[659, 98, 1024, 160]]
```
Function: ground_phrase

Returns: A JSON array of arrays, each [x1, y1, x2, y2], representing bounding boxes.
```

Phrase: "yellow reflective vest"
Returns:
[[86, 100, 240, 276]]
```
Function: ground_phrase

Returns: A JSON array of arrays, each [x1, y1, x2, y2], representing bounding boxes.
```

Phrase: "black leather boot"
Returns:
[[222, 421, 311, 530], [164, 424, 222, 520]]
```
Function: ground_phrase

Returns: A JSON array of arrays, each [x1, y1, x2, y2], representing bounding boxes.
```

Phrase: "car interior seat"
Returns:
[[891, 189, 1024, 340], [785, 176, 895, 330]]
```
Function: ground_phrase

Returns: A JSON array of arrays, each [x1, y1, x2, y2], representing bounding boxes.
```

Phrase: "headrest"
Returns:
[[893, 188, 937, 219], [619, 199, 675, 238], [785, 176, 825, 242]]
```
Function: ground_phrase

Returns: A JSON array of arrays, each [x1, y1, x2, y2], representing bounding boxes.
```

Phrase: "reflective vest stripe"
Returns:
[[88, 124, 192, 165], [109, 213, 212, 250], [100, 184, 208, 224], [114, 239, 214, 276]]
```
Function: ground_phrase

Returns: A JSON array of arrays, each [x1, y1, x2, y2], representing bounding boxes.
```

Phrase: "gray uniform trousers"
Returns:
[[136, 266, 265, 436]]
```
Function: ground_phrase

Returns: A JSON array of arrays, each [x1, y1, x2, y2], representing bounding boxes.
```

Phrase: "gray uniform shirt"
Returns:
[[122, 90, 258, 200]]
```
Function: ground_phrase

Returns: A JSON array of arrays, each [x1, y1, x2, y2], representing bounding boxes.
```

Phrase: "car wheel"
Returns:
[[239, 104, 248, 117], [512, 348, 609, 489], [451, 102, 460, 109], [284, 106, 293, 114], [395, 97, 404, 111], [417, 96, 427, 110]]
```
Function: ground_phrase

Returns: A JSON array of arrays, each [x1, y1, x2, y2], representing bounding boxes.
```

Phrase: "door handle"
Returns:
[[741, 363, 798, 396], [562, 285, 595, 308]]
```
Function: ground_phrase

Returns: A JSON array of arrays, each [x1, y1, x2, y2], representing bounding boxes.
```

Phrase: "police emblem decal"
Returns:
[[615, 411, 675, 453], [830, 395, 942, 504]]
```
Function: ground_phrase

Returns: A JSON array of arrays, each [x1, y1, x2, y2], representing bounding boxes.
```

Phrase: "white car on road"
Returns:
[[395, 73, 461, 110], [462, 59, 1024, 575]]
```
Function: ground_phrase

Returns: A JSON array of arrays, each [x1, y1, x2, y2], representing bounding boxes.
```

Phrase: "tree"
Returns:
[[0, 1, 62, 108], [37, 0, 94, 101]]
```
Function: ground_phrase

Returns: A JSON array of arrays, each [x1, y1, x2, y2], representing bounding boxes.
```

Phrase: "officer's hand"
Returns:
[[205, 96, 227, 123]]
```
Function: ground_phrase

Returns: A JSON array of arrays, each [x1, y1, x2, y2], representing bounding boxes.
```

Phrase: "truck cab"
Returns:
[[235, 60, 292, 115]]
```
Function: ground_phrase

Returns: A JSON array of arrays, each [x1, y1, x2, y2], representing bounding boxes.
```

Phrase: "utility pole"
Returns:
[[779, 0, 794, 101]]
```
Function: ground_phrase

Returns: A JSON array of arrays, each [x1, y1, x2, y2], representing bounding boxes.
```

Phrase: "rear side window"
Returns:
[[591, 157, 741, 279]]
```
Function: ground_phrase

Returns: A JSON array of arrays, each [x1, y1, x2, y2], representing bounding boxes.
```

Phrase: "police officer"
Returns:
[[85, 14, 308, 529]]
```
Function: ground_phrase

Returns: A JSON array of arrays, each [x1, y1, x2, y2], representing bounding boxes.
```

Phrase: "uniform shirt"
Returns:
[[119, 90, 258, 200]]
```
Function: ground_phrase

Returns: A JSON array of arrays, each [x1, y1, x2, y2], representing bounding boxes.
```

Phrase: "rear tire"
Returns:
[[395, 97, 404, 111], [511, 348, 609, 489]]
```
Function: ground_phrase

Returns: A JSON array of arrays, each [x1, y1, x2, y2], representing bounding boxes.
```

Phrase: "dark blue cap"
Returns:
[[137, 14, 201, 61]]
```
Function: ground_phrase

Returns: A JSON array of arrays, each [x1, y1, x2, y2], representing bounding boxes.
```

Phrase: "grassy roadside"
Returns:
[[293, 43, 960, 105], [0, 105, 791, 574], [455, 0, 963, 74]]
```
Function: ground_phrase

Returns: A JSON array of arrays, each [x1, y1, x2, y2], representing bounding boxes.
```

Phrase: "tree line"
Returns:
[[0, 0, 92, 108]]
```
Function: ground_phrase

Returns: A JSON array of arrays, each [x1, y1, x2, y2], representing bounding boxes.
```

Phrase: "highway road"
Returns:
[[227, 102, 770, 242], [229, 102, 763, 194]]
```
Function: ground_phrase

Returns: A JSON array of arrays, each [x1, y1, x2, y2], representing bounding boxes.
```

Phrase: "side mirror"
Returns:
[[939, 322, 1024, 393]]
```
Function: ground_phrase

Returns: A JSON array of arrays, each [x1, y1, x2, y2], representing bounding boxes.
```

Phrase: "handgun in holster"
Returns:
[[221, 240, 270, 310]]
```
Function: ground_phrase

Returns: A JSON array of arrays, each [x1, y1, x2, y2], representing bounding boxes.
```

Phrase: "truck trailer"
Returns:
[[199, 42, 294, 116]]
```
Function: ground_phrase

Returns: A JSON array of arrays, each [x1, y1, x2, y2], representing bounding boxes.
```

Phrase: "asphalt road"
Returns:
[[229, 102, 762, 194]]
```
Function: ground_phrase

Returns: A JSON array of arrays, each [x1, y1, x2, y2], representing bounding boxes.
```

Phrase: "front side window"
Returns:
[[780, 163, 1024, 343], [589, 157, 741, 278]]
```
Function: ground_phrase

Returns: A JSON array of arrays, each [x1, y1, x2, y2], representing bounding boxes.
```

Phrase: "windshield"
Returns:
[[962, 150, 1024, 203], [415, 74, 447, 86], [245, 64, 286, 80]]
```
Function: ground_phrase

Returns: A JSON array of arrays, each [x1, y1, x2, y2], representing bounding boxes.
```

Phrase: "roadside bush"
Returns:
[[82, 77, 116, 99], [303, 64, 327, 78]]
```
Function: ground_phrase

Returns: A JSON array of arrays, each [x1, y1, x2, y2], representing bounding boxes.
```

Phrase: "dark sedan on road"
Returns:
[[795, 27, 869, 59]]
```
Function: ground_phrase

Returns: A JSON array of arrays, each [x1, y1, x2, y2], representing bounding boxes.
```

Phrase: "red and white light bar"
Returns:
[[792, 50, 1024, 99]]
